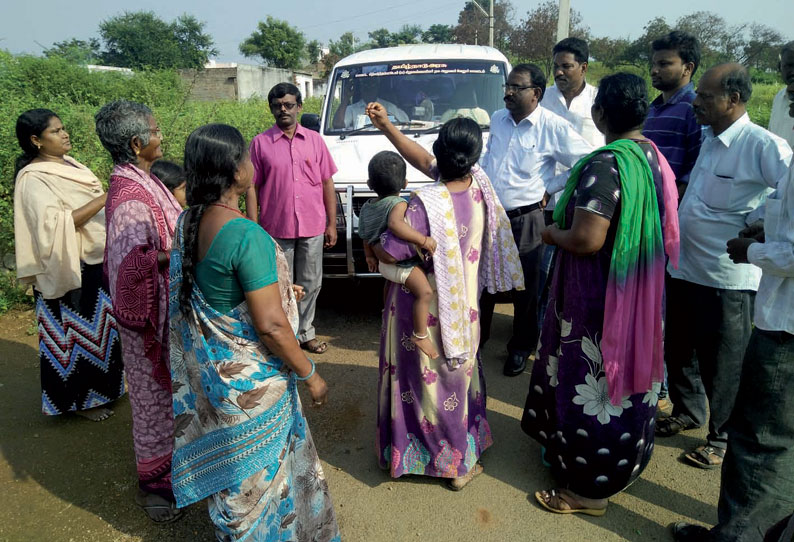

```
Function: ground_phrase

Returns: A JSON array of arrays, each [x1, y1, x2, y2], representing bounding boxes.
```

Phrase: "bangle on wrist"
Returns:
[[295, 359, 316, 381]]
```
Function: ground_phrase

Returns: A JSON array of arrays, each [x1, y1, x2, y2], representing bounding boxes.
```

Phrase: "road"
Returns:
[[0, 280, 720, 541]]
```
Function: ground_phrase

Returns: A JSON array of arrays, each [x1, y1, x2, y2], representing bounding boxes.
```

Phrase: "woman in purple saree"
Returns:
[[522, 74, 680, 515], [367, 103, 523, 490]]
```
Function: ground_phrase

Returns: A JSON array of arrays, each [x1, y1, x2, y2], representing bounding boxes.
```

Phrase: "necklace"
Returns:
[[210, 202, 246, 217]]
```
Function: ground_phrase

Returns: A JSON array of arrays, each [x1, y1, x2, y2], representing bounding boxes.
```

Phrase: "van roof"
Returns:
[[334, 44, 510, 67]]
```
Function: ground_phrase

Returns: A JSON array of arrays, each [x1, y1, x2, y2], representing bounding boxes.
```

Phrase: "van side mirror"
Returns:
[[300, 113, 320, 132]]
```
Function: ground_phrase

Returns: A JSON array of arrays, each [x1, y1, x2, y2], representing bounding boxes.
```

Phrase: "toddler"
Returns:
[[358, 151, 438, 359]]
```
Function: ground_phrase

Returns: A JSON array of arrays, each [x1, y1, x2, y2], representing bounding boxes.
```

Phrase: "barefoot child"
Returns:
[[151, 159, 187, 207], [359, 151, 439, 359]]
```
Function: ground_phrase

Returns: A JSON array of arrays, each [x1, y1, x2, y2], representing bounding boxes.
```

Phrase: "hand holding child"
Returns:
[[421, 235, 437, 257]]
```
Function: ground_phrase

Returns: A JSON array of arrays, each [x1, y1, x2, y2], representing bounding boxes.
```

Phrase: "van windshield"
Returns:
[[324, 59, 507, 134]]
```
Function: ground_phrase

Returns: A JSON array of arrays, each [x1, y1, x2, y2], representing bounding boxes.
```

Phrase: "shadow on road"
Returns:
[[0, 337, 213, 541]]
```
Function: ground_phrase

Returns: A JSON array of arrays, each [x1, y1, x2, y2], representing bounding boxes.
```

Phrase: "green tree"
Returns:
[[741, 24, 786, 71], [510, 0, 589, 75], [454, 0, 515, 50], [99, 11, 217, 69], [589, 37, 631, 68], [239, 16, 306, 69], [43, 38, 102, 65], [306, 40, 323, 64], [321, 32, 361, 77], [422, 24, 454, 44], [620, 16, 672, 68], [391, 24, 423, 45], [368, 28, 393, 48]]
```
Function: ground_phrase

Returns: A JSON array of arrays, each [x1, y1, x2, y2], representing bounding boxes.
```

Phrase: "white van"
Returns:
[[300, 44, 511, 277]]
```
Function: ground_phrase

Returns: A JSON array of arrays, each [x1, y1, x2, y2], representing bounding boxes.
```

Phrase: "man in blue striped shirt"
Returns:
[[643, 31, 703, 200]]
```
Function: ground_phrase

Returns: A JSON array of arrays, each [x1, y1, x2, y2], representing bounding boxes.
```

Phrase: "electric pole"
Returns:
[[556, 0, 570, 42], [470, 0, 494, 48]]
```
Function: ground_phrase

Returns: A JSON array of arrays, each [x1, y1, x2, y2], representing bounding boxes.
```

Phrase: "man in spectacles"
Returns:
[[246, 82, 338, 355], [479, 63, 592, 377]]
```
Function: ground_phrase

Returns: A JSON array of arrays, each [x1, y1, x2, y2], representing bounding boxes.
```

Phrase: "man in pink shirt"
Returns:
[[246, 82, 338, 354]]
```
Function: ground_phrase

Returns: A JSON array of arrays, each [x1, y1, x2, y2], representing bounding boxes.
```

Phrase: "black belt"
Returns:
[[506, 202, 542, 219]]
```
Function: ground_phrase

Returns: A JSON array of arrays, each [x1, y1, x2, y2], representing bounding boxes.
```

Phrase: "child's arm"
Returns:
[[363, 241, 379, 272], [388, 201, 436, 255]]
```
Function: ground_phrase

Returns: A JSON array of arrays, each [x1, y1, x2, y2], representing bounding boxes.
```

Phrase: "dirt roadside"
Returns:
[[0, 280, 720, 541]]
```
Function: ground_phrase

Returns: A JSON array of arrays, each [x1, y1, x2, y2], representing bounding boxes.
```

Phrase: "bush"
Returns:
[[0, 270, 31, 313], [0, 51, 322, 267]]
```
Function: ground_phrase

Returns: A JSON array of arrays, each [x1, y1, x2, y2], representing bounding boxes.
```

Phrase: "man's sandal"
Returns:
[[655, 415, 698, 437], [683, 445, 725, 470], [300, 339, 328, 354]]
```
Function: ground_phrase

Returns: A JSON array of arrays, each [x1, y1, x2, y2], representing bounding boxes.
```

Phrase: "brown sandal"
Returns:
[[683, 445, 725, 470], [301, 339, 328, 354]]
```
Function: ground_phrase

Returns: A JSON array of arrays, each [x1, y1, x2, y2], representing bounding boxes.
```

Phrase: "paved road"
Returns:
[[0, 281, 720, 541]]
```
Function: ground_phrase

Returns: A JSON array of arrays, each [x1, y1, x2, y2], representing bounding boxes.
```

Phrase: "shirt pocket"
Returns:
[[516, 132, 539, 176], [698, 173, 735, 211], [301, 158, 321, 186]]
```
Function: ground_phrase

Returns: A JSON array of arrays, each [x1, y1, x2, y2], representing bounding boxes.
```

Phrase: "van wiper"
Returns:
[[339, 121, 426, 140], [414, 123, 490, 136]]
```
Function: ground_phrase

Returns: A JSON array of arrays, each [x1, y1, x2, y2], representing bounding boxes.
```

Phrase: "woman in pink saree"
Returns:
[[96, 101, 183, 523]]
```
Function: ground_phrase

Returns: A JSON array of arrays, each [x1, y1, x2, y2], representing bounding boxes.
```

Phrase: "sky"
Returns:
[[1, 0, 791, 63]]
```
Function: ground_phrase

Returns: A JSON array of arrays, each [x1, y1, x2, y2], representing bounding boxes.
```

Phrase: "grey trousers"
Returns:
[[664, 277, 754, 450], [712, 329, 794, 541], [274, 235, 323, 344]]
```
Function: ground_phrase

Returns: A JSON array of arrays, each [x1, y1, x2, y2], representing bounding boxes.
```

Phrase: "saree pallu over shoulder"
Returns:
[[14, 156, 107, 299], [105, 164, 181, 390], [412, 165, 523, 367], [554, 139, 678, 404], [168, 214, 300, 508]]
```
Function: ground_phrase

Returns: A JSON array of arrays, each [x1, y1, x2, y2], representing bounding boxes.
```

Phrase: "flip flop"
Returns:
[[301, 339, 328, 354], [683, 445, 725, 470], [135, 493, 184, 524], [534, 489, 607, 517]]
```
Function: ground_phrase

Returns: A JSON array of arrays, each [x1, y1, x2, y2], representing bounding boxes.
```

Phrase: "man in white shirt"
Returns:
[[479, 63, 592, 376], [768, 41, 794, 149], [658, 64, 792, 471], [673, 82, 794, 542], [541, 38, 604, 151], [538, 37, 605, 336]]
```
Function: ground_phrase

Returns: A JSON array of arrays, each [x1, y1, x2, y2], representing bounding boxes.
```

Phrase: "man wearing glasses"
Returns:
[[479, 63, 592, 376], [246, 82, 338, 355]]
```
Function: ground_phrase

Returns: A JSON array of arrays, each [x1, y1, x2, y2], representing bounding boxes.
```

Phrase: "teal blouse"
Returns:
[[195, 218, 278, 313]]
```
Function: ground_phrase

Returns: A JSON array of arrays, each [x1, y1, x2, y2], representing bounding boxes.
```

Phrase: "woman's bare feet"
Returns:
[[411, 331, 439, 359], [74, 407, 114, 422], [535, 488, 608, 516]]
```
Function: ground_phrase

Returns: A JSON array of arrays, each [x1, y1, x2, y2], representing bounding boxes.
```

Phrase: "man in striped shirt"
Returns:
[[643, 31, 703, 200]]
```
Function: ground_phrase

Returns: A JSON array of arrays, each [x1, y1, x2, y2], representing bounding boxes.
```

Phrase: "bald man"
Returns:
[[659, 64, 792, 472]]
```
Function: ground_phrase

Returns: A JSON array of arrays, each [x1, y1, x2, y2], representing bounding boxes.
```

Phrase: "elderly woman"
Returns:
[[367, 103, 523, 490], [521, 73, 680, 515], [169, 123, 339, 541], [13, 108, 124, 421], [95, 101, 183, 523]]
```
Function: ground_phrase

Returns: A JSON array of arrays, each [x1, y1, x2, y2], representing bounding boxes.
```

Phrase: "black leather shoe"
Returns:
[[503, 352, 527, 376], [671, 522, 711, 542]]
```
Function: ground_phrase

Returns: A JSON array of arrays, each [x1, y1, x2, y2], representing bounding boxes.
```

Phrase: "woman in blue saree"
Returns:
[[168, 123, 340, 541]]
